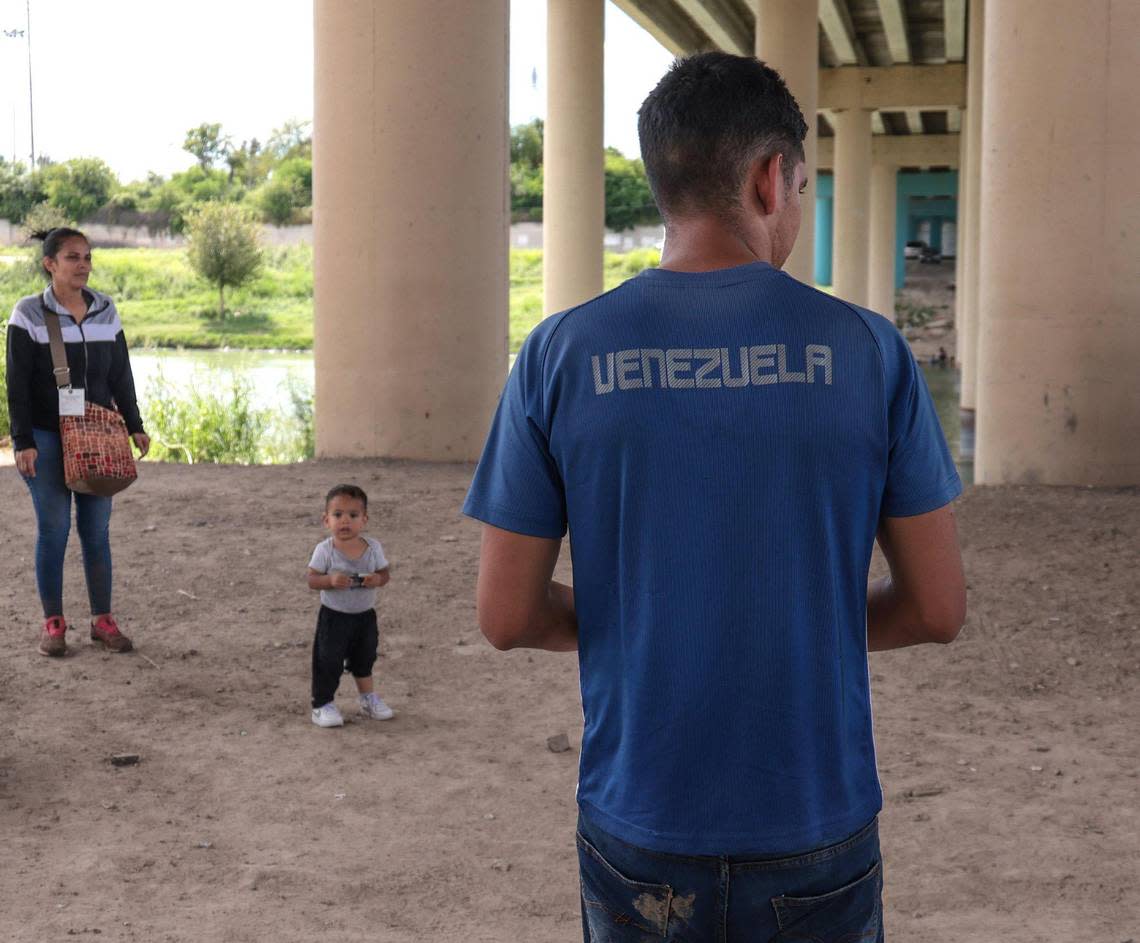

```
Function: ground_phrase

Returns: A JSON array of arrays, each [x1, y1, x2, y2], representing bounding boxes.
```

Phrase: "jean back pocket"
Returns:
[[577, 831, 673, 938], [771, 859, 882, 941]]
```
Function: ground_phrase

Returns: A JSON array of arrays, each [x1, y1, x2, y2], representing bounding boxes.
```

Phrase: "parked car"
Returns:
[[919, 245, 943, 264], [904, 240, 926, 260]]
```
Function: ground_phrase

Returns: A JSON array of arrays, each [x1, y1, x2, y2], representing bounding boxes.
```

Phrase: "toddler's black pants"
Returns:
[[311, 605, 378, 708]]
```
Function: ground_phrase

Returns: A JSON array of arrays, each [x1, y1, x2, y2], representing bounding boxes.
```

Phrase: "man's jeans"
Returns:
[[20, 427, 113, 618], [577, 812, 883, 942]]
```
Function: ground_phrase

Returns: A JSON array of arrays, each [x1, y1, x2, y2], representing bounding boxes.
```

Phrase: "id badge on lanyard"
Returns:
[[59, 387, 86, 417]]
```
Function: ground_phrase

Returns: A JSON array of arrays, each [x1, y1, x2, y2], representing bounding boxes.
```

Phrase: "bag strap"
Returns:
[[40, 293, 71, 389]]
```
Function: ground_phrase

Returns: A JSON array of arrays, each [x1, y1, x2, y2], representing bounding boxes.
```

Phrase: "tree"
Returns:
[[185, 202, 263, 319], [274, 157, 312, 205], [41, 158, 119, 222], [510, 118, 544, 169], [265, 119, 311, 162], [509, 119, 545, 221], [253, 176, 303, 226], [0, 158, 45, 223], [604, 148, 659, 231], [506, 121, 661, 229], [183, 123, 231, 170]]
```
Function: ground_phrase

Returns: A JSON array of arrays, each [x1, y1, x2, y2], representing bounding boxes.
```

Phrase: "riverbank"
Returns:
[[0, 247, 658, 353], [3, 247, 957, 356], [0, 461, 1135, 942]]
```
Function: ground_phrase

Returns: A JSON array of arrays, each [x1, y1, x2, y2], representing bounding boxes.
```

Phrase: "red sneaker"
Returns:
[[38, 617, 68, 657], [90, 615, 133, 653]]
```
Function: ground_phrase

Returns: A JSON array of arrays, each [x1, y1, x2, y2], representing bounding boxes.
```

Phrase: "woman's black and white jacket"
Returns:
[[5, 286, 145, 452]]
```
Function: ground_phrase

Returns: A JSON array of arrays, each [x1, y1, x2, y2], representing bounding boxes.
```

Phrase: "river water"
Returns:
[[129, 349, 967, 477]]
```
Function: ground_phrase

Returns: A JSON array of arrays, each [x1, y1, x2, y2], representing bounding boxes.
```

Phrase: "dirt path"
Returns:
[[0, 461, 1136, 942]]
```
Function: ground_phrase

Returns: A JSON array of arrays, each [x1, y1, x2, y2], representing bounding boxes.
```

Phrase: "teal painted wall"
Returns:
[[813, 170, 958, 289]]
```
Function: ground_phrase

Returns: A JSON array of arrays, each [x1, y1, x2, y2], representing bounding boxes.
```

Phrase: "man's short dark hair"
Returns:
[[637, 52, 808, 220], [325, 483, 368, 511]]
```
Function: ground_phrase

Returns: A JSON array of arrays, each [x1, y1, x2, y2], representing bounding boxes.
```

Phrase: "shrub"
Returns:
[[143, 371, 266, 464], [897, 298, 937, 329], [185, 202, 263, 319], [252, 176, 303, 226], [141, 368, 313, 465], [21, 202, 73, 239]]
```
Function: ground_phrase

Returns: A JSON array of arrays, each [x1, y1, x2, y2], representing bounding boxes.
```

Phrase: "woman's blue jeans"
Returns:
[[20, 427, 113, 618], [577, 811, 884, 942]]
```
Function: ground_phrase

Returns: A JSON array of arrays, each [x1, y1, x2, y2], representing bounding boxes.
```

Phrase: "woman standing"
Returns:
[[5, 227, 149, 656]]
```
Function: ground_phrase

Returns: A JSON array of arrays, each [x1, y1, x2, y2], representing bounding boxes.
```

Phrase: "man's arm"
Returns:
[[475, 524, 577, 652], [868, 503, 966, 651]]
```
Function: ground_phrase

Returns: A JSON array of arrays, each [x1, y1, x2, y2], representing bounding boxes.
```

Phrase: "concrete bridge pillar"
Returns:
[[312, 0, 509, 460], [754, 0, 818, 285], [868, 161, 897, 321], [832, 108, 872, 307], [958, 0, 984, 439], [975, 0, 1140, 485], [544, 0, 605, 315]]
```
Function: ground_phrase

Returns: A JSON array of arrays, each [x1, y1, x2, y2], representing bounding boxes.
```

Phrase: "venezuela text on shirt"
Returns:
[[590, 343, 834, 395]]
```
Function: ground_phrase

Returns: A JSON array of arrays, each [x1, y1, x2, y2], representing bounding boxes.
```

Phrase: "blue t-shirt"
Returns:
[[463, 261, 961, 856]]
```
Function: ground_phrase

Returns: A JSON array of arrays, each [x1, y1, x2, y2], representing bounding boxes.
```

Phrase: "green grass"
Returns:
[[0, 245, 314, 350], [2, 245, 662, 354], [510, 247, 661, 351]]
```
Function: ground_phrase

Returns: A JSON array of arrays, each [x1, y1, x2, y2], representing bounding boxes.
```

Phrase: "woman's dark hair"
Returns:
[[637, 52, 808, 220], [30, 227, 90, 279], [325, 483, 368, 511]]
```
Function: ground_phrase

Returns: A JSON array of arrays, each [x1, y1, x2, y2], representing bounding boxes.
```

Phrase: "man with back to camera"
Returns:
[[463, 52, 965, 941]]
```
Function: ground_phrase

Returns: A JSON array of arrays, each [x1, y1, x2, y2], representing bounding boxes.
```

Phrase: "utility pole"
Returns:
[[1, 3, 33, 169], [25, 0, 34, 168]]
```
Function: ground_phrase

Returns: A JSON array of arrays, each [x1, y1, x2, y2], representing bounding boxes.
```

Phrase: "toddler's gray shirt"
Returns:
[[308, 536, 389, 613]]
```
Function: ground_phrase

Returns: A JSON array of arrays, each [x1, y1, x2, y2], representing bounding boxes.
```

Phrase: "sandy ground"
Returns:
[[0, 458, 1137, 943], [1, 264, 1136, 941]]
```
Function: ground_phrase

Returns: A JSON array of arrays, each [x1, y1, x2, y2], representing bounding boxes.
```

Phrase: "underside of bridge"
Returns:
[[313, 0, 1138, 486]]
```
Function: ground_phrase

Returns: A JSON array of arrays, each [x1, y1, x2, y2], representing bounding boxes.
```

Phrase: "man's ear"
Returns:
[[751, 152, 786, 219]]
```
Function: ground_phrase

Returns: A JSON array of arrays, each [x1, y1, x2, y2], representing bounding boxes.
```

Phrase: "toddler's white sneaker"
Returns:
[[359, 693, 394, 720], [311, 702, 345, 727]]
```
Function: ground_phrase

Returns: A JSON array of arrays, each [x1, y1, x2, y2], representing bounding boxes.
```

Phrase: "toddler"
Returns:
[[306, 484, 393, 727]]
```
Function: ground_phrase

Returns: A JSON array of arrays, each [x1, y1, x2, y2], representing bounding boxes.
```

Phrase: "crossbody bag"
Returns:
[[41, 298, 137, 496]]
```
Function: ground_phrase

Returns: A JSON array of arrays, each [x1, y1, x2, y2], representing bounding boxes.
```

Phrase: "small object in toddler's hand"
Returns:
[[349, 573, 367, 587]]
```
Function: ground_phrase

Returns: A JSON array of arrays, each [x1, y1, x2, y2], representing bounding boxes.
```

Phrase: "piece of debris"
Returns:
[[490, 860, 512, 872], [546, 733, 571, 753], [194, 840, 213, 849], [109, 754, 141, 767], [903, 786, 945, 799], [177, 589, 198, 600], [142, 524, 157, 533], [484, 813, 496, 820], [1029, 765, 1044, 772], [1065, 657, 1080, 667], [138, 653, 161, 670], [440, 535, 458, 543]]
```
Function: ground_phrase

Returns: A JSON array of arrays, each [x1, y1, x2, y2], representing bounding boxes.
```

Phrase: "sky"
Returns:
[[0, 0, 674, 183]]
